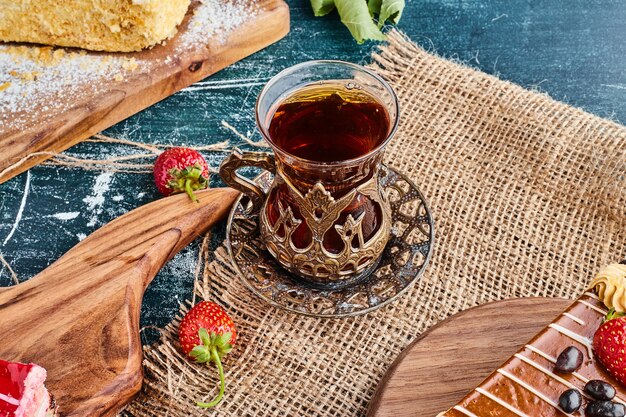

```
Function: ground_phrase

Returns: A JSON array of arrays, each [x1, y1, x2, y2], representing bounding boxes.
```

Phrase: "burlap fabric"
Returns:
[[121, 30, 626, 416]]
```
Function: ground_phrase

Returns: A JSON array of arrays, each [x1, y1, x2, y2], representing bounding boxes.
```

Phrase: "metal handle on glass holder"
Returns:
[[219, 148, 276, 213]]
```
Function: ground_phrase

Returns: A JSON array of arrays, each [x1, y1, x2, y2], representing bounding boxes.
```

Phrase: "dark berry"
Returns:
[[558, 389, 582, 413], [585, 380, 616, 401], [555, 346, 584, 373], [586, 400, 625, 417]]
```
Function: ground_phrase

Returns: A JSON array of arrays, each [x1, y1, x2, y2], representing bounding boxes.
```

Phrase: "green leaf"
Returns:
[[310, 0, 336, 17], [334, 0, 386, 44], [367, 0, 382, 16], [190, 345, 210, 363], [378, 0, 405, 27], [198, 328, 210, 346], [606, 307, 626, 322], [215, 332, 232, 347]]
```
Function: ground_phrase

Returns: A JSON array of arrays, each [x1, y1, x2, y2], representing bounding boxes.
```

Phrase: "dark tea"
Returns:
[[268, 83, 391, 162], [263, 83, 392, 256]]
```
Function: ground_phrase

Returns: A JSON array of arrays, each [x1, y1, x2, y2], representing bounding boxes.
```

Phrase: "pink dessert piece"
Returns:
[[0, 359, 52, 417]]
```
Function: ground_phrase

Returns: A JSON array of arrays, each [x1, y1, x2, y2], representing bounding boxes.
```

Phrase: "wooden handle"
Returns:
[[0, 187, 239, 416]]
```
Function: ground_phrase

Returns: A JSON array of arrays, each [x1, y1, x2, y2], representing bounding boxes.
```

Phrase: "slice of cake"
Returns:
[[0, 360, 55, 417], [0, 0, 191, 52], [438, 262, 626, 417]]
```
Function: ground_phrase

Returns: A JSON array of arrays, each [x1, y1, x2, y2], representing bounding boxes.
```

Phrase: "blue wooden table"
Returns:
[[1, 0, 625, 344]]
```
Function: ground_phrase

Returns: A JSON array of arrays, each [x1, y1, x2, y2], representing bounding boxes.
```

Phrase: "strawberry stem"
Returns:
[[605, 307, 626, 322], [196, 347, 225, 408], [184, 178, 198, 203]]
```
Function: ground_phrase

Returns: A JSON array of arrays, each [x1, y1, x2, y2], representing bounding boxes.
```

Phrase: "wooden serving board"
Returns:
[[0, 0, 289, 184], [367, 297, 571, 417], [0, 188, 239, 416]]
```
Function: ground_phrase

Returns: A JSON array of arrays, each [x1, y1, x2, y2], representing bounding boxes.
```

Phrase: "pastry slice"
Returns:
[[0, 0, 191, 52], [0, 360, 55, 417], [438, 262, 626, 417]]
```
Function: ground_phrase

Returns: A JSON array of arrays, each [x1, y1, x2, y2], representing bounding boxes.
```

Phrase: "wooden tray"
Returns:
[[0, 188, 238, 416], [367, 297, 571, 417], [0, 0, 289, 184]]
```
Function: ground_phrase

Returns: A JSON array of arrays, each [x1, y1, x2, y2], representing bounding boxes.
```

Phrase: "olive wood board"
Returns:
[[0, 188, 239, 416], [367, 297, 571, 417], [0, 0, 289, 184]]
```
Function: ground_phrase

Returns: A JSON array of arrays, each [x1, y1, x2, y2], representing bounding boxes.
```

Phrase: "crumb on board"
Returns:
[[0, 82, 11, 92], [2, 45, 67, 66], [9, 70, 41, 81], [122, 57, 138, 72]]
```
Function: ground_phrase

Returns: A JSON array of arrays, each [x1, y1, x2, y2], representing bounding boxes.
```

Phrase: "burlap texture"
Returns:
[[121, 30, 626, 416]]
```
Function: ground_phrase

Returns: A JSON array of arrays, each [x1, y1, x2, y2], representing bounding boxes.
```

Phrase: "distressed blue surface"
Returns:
[[1, 0, 625, 344]]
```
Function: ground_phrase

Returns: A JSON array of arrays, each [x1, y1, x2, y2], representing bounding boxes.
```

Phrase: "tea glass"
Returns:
[[220, 60, 399, 287]]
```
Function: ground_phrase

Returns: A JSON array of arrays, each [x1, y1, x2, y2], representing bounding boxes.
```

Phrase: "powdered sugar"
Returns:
[[0, 47, 137, 126], [0, 0, 256, 132], [51, 212, 81, 221], [179, 0, 255, 49], [83, 172, 114, 227]]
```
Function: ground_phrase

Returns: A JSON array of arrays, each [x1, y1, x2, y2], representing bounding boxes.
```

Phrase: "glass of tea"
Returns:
[[220, 60, 399, 288]]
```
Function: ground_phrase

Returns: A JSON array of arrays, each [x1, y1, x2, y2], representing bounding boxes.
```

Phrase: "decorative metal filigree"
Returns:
[[219, 148, 276, 213], [259, 174, 391, 284], [226, 166, 434, 318]]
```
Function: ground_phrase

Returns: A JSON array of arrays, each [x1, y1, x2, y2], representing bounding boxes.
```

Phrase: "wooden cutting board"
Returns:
[[367, 297, 571, 417], [0, 0, 289, 184], [0, 188, 238, 416]]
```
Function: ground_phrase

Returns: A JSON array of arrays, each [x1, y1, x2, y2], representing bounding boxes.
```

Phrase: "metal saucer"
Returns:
[[225, 166, 434, 318]]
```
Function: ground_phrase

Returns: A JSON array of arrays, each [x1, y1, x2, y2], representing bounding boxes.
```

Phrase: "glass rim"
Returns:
[[255, 59, 400, 167]]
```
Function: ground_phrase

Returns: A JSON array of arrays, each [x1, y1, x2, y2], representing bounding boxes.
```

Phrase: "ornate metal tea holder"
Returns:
[[225, 166, 434, 318]]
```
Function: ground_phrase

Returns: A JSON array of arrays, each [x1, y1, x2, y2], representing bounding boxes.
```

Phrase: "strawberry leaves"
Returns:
[[605, 308, 626, 322], [310, 0, 406, 43], [165, 163, 208, 203], [190, 328, 233, 362]]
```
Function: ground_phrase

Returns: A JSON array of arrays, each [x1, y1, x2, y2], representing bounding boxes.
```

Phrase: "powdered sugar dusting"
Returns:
[[51, 212, 81, 221], [179, 0, 256, 49], [0, 47, 138, 126], [83, 172, 114, 227], [0, 0, 256, 132]]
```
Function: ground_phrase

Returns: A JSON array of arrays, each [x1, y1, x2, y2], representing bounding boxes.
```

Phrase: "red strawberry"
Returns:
[[153, 147, 209, 202], [593, 308, 626, 386], [178, 301, 237, 408]]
